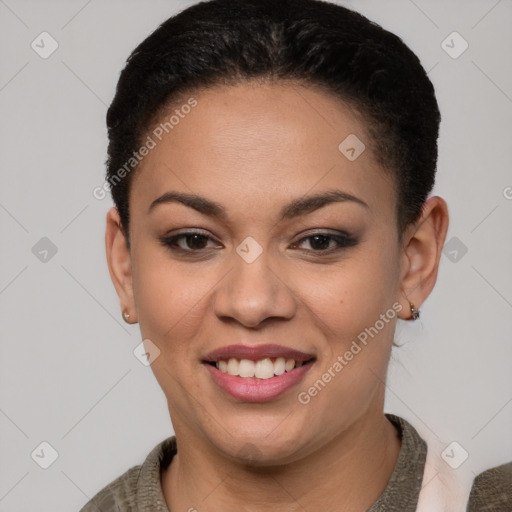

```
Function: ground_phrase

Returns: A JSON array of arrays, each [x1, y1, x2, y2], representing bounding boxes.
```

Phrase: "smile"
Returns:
[[203, 344, 316, 402], [213, 357, 305, 379]]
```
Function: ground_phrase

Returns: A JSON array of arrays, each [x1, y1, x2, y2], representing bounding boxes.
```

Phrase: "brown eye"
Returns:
[[160, 231, 220, 253], [293, 232, 358, 254], [302, 234, 333, 251], [179, 234, 209, 250]]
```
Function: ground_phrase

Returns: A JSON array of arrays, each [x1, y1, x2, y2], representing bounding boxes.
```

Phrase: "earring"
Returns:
[[409, 302, 420, 321], [122, 310, 131, 323]]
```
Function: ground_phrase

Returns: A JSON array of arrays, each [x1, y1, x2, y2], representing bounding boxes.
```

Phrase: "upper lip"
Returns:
[[204, 344, 315, 363]]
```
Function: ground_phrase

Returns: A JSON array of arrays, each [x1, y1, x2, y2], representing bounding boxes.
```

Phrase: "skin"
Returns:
[[105, 81, 449, 511]]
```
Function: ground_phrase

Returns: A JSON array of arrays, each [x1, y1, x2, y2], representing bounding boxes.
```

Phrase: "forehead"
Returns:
[[130, 82, 395, 222]]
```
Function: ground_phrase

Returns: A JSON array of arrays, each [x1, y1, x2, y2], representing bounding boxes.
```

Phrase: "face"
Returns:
[[115, 82, 408, 464]]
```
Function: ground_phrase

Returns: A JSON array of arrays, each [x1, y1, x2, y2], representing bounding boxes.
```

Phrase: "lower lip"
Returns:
[[204, 361, 314, 402]]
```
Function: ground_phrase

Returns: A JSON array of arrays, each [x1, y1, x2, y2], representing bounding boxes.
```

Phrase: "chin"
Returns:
[[209, 424, 313, 467]]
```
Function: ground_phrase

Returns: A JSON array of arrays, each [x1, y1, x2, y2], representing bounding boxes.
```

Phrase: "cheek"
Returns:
[[296, 236, 399, 411], [130, 247, 212, 406], [299, 244, 399, 343], [131, 244, 202, 347]]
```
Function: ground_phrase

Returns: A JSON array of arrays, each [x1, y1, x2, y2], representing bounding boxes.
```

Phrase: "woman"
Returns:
[[81, 0, 456, 510]]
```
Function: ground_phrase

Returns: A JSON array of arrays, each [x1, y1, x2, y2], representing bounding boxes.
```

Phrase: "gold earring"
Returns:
[[122, 311, 131, 323]]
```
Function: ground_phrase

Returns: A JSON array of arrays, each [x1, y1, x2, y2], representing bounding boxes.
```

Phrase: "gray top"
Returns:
[[466, 462, 512, 512], [79, 414, 427, 512]]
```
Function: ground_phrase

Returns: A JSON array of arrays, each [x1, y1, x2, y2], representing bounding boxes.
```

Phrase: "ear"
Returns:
[[397, 196, 449, 319], [105, 207, 137, 323]]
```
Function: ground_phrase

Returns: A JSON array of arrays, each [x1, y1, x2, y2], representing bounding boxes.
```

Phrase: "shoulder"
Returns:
[[383, 414, 476, 511], [78, 464, 143, 512], [367, 414, 427, 512], [467, 462, 512, 512], [414, 427, 475, 512], [78, 436, 177, 512]]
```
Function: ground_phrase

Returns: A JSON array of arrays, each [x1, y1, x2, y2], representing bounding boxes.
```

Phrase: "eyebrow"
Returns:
[[148, 189, 369, 221]]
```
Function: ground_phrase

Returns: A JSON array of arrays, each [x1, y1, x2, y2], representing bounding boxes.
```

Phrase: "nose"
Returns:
[[212, 248, 297, 328]]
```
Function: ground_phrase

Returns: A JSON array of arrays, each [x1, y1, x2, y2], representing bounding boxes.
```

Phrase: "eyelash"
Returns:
[[159, 230, 358, 256]]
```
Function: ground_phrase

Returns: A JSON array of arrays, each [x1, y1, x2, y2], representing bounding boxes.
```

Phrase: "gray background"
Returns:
[[0, 0, 511, 510]]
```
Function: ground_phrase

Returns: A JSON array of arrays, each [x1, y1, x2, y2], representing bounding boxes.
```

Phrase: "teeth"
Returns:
[[285, 358, 295, 372], [254, 358, 274, 379], [227, 358, 239, 376], [274, 357, 285, 376], [215, 357, 305, 378], [239, 359, 255, 377]]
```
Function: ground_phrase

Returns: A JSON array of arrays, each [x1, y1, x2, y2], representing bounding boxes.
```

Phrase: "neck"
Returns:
[[162, 409, 401, 512]]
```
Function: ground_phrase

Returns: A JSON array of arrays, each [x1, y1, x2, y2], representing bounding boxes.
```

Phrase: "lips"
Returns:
[[203, 344, 315, 402], [204, 344, 314, 363]]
